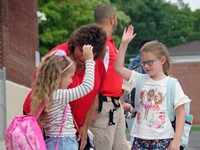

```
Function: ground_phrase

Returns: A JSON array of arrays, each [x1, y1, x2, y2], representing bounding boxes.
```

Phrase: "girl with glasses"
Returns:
[[115, 25, 191, 150]]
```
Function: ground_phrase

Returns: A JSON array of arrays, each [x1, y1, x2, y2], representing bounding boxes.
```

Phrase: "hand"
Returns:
[[122, 102, 133, 112], [168, 139, 180, 150], [122, 25, 137, 45], [122, 103, 133, 119], [77, 126, 88, 150], [82, 45, 93, 60]]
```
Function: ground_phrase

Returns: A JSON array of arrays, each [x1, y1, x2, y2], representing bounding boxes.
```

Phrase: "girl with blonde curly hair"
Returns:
[[30, 45, 95, 150]]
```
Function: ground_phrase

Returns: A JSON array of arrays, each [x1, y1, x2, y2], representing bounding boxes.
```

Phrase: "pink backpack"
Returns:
[[5, 103, 46, 150]]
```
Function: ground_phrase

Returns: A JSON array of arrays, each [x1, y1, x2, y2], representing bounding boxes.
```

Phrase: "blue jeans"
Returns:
[[45, 135, 78, 150]]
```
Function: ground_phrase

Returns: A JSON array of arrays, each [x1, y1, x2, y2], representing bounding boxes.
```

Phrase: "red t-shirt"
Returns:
[[101, 36, 123, 97], [23, 42, 106, 128]]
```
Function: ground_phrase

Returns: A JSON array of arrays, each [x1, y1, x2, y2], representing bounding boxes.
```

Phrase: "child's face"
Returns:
[[141, 52, 163, 79], [59, 68, 75, 89]]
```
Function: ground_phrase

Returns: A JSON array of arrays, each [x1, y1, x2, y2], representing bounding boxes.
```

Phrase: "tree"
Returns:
[[38, 0, 200, 62], [38, 0, 130, 56], [38, 0, 109, 56], [112, 0, 199, 53], [188, 9, 200, 41]]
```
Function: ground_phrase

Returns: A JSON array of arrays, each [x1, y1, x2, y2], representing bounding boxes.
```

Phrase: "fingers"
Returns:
[[77, 132, 81, 141], [79, 137, 87, 150], [123, 27, 127, 34], [82, 44, 94, 60], [77, 132, 87, 150], [83, 45, 93, 52], [126, 25, 134, 34], [123, 25, 137, 41]]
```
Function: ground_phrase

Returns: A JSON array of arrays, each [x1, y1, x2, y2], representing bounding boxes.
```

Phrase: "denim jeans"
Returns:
[[45, 135, 78, 150]]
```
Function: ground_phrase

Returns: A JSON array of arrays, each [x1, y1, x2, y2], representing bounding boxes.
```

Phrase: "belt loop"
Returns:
[[111, 97, 120, 108]]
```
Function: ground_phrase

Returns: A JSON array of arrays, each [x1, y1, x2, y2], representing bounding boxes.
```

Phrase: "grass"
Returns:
[[126, 127, 129, 134], [191, 125, 200, 132]]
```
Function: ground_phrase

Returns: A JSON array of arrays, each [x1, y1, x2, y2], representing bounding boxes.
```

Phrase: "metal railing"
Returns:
[[0, 67, 6, 140]]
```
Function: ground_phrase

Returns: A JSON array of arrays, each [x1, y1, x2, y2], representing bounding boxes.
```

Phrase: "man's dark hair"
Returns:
[[94, 3, 116, 24], [68, 24, 107, 59]]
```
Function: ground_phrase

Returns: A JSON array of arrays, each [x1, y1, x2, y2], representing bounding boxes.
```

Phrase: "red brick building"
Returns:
[[0, 0, 38, 142], [169, 40, 200, 125], [0, 0, 38, 87]]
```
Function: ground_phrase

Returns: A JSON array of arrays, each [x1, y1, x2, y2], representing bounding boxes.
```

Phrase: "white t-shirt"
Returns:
[[123, 71, 191, 140]]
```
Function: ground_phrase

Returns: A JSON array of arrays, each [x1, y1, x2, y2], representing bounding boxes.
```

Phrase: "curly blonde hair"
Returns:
[[30, 52, 74, 119]]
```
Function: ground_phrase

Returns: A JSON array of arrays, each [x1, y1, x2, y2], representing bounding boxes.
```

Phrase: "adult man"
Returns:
[[23, 24, 107, 150], [89, 4, 131, 150]]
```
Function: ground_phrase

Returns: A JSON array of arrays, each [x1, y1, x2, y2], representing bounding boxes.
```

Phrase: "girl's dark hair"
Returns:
[[68, 24, 107, 59]]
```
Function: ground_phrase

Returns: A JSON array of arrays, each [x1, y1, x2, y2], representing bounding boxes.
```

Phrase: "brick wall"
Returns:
[[171, 62, 200, 125], [1, 0, 38, 87], [0, 0, 3, 68]]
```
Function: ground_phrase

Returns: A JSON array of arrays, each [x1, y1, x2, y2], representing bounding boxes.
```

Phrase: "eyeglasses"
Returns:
[[140, 58, 159, 67]]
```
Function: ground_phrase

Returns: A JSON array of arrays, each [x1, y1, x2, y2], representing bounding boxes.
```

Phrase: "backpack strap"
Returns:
[[34, 102, 46, 119], [185, 103, 190, 114], [55, 104, 68, 150], [34, 103, 68, 150], [134, 75, 147, 111], [167, 77, 177, 122], [59, 105, 68, 134]]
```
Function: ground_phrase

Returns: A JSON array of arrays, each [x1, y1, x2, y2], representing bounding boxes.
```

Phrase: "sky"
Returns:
[[167, 0, 200, 11]]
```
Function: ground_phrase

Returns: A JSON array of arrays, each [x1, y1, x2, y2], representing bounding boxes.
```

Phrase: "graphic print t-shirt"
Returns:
[[123, 71, 191, 140]]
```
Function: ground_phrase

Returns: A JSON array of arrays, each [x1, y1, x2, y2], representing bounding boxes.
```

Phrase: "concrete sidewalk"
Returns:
[[187, 132, 200, 150], [0, 140, 5, 150]]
